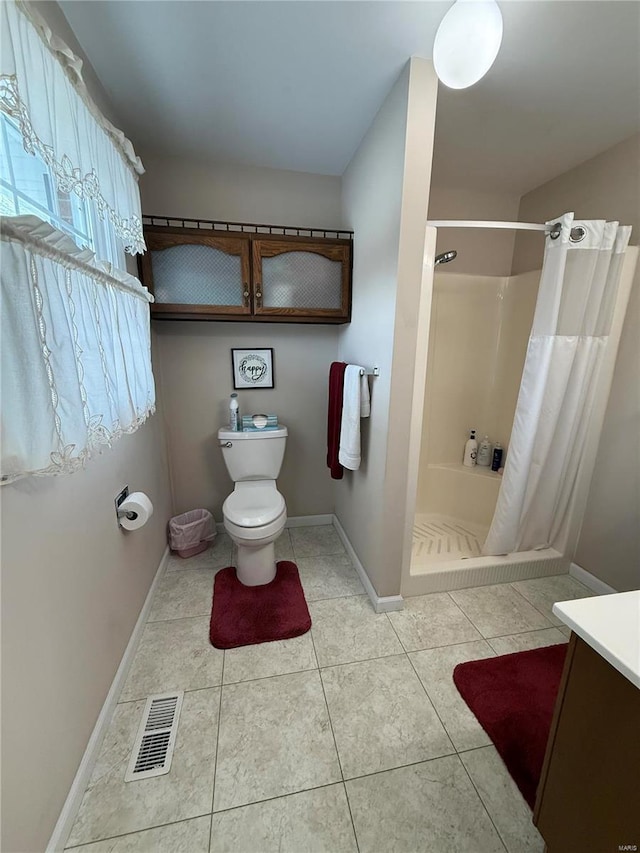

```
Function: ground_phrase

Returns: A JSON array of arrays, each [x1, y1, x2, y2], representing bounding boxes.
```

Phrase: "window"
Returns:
[[0, 113, 125, 269], [1, 0, 152, 484]]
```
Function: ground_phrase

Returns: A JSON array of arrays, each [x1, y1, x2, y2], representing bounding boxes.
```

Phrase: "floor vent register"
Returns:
[[125, 692, 184, 782]]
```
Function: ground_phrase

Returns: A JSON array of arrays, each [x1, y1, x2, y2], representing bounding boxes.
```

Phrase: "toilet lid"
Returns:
[[224, 487, 285, 528]]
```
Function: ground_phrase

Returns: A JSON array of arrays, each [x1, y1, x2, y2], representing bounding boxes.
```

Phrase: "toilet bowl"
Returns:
[[218, 425, 288, 586], [222, 481, 287, 586]]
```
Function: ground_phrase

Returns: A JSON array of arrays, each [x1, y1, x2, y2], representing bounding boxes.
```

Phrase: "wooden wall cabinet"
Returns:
[[139, 225, 352, 323], [139, 229, 252, 317]]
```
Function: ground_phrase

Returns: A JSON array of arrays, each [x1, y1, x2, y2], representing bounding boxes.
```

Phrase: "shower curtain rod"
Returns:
[[426, 220, 547, 232]]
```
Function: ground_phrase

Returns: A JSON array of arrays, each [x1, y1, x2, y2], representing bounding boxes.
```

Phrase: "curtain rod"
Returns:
[[426, 220, 547, 232]]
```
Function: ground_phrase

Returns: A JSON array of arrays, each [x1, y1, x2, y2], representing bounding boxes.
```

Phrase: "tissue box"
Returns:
[[241, 414, 278, 430]]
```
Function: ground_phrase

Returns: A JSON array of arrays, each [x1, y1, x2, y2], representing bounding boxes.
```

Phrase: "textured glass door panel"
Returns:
[[152, 244, 243, 305], [261, 252, 342, 309]]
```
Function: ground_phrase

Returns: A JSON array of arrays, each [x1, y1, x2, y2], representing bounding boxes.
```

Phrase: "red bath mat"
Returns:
[[210, 561, 312, 649], [453, 643, 567, 809]]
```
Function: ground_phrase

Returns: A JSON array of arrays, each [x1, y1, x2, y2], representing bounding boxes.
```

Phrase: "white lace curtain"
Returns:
[[1, 0, 145, 254], [483, 213, 632, 555], [1, 1, 155, 483], [1, 219, 155, 482]]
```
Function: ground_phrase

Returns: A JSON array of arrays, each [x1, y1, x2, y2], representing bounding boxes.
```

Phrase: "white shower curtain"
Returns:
[[483, 212, 632, 556]]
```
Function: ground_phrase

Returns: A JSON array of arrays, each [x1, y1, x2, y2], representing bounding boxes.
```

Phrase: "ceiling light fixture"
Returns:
[[433, 0, 503, 90]]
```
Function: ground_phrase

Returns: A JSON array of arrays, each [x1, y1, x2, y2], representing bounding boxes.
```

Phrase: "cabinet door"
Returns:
[[534, 636, 640, 852], [252, 239, 350, 321], [140, 229, 251, 317]]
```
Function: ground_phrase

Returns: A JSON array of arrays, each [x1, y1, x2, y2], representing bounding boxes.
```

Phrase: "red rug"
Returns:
[[453, 643, 567, 809], [209, 561, 312, 649]]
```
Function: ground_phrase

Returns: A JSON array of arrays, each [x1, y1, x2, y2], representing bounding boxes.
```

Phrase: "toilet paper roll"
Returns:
[[118, 492, 154, 531]]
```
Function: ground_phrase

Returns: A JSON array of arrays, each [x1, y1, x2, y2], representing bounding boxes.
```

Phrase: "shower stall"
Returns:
[[403, 218, 638, 596]]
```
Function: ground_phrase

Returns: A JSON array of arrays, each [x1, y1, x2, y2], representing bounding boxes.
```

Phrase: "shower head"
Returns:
[[435, 250, 457, 266]]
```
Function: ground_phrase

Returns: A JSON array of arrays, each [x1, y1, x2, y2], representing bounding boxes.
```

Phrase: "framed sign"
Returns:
[[231, 348, 275, 389]]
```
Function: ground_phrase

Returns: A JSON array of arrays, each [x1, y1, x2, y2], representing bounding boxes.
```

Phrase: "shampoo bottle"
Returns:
[[491, 443, 503, 472], [463, 429, 478, 467], [229, 393, 239, 431], [477, 435, 492, 467]]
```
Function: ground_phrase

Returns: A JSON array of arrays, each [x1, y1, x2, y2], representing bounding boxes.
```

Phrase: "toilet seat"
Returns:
[[223, 507, 286, 544], [223, 483, 285, 529]]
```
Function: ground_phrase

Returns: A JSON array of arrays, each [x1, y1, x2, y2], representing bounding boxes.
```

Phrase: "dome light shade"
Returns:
[[433, 0, 503, 90]]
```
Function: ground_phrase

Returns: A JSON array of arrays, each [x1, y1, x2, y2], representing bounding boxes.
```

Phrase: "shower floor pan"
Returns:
[[412, 514, 487, 564], [407, 513, 568, 596]]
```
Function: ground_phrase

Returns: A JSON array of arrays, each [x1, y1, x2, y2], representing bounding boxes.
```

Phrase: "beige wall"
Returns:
[[513, 134, 640, 272], [1, 412, 171, 853], [514, 133, 640, 591], [428, 186, 521, 277], [337, 58, 438, 597], [140, 157, 344, 519], [140, 154, 343, 228], [156, 322, 338, 520], [0, 10, 172, 852]]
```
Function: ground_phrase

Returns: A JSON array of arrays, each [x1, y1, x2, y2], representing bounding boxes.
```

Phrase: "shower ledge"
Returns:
[[429, 462, 502, 480]]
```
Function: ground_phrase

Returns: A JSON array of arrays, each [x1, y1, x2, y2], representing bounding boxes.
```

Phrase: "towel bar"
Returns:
[[359, 367, 380, 377]]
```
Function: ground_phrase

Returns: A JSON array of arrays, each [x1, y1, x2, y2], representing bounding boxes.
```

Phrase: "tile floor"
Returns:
[[66, 525, 593, 853]]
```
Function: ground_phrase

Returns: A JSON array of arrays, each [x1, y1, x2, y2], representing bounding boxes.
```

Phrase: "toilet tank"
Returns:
[[218, 425, 288, 482]]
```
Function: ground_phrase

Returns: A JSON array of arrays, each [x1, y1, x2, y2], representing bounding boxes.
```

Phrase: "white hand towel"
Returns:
[[338, 365, 371, 471]]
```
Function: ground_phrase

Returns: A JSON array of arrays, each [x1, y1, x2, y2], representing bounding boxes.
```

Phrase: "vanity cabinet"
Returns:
[[534, 602, 640, 853], [139, 224, 352, 323]]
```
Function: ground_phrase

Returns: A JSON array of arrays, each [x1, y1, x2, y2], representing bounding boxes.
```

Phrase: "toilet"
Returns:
[[218, 425, 288, 586]]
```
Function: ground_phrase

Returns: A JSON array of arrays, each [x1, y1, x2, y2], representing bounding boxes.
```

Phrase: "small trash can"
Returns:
[[169, 509, 216, 558]]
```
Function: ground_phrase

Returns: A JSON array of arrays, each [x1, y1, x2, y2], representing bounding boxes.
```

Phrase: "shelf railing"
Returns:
[[142, 214, 353, 241]]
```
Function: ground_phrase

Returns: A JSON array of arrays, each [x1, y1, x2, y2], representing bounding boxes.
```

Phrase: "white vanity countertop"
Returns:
[[553, 591, 640, 690]]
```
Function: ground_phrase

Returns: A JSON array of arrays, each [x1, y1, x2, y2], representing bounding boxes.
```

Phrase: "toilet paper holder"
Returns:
[[115, 485, 154, 531], [115, 484, 137, 521], [119, 509, 138, 521]]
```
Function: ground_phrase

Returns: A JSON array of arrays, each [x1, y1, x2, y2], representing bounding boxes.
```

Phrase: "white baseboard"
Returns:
[[332, 515, 404, 613], [47, 546, 170, 853], [285, 514, 334, 528], [570, 562, 617, 595]]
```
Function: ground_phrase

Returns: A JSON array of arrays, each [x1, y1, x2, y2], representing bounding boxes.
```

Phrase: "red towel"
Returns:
[[327, 361, 347, 479]]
